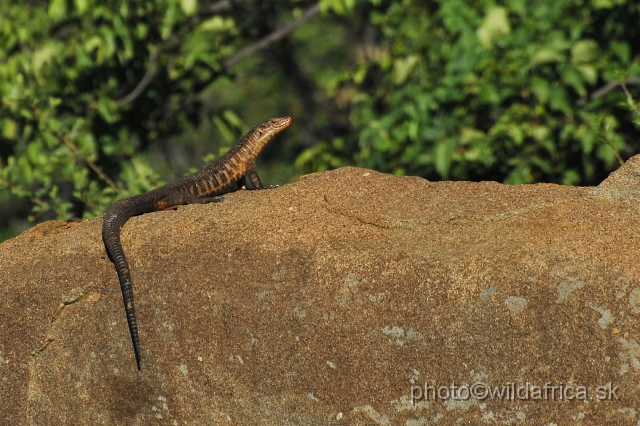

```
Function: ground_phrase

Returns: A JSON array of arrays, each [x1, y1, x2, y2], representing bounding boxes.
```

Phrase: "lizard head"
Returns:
[[239, 116, 293, 153], [258, 116, 293, 136]]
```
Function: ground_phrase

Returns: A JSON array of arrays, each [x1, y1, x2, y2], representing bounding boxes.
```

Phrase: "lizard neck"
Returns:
[[221, 116, 293, 164]]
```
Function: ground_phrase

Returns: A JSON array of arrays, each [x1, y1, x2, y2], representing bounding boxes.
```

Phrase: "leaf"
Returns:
[[222, 110, 242, 128], [561, 66, 586, 97], [393, 55, 418, 85], [610, 41, 630, 64], [575, 64, 597, 85], [180, 0, 198, 16], [548, 85, 570, 113], [459, 128, 486, 144], [2, 119, 17, 140], [478, 83, 500, 104], [562, 169, 581, 185], [97, 96, 119, 123], [591, 0, 626, 9], [320, 0, 356, 15], [84, 35, 102, 54], [74, 0, 89, 14], [530, 77, 551, 103], [434, 140, 454, 178], [161, 1, 178, 40], [570, 39, 599, 64], [47, 0, 66, 20], [476, 7, 511, 49], [200, 16, 223, 32], [212, 116, 235, 144], [32, 44, 58, 84], [529, 49, 564, 67]]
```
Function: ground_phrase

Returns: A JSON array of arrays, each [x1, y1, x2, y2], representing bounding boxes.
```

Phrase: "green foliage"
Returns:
[[299, 0, 640, 184], [0, 0, 313, 228]]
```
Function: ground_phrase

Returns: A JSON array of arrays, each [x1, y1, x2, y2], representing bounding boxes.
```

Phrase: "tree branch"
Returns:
[[200, 0, 239, 16], [577, 76, 640, 106], [27, 101, 120, 191], [224, 3, 321, 70], [116, 0, 242, 106], [174, 3, 322, 118], [174, 0, 242, 33], [620, 79, 640, 118], [120, 3, 321, 109], [116, 45, 159, 107]]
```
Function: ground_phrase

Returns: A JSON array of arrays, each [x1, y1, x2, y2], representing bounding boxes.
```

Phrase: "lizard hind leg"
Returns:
[[156, 192, 226, 210], [197, 195, 226, 204]]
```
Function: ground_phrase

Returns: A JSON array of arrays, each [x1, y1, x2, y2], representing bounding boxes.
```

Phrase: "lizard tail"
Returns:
[[103, 201, 145, 370], [121, 275, 142, 370]]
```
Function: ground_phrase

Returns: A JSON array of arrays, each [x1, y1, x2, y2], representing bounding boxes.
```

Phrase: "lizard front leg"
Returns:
[[246, 160, 278, 190]]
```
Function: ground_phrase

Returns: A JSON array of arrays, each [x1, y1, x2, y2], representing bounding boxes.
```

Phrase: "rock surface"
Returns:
[[1, 161, 640, 425]]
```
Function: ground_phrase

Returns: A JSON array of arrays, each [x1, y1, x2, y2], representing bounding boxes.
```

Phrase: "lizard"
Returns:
[[102, 116, 293, 370]]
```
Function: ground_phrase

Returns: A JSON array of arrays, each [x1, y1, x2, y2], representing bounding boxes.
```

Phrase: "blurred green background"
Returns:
[[1, 0, 639, 241]]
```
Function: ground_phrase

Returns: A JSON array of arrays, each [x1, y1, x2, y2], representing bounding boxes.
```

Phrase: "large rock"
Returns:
[[2, 161, 640, 424]]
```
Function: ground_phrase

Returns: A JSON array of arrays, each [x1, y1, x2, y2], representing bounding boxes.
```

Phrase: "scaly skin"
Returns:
[[102, 116, 293, 370]]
